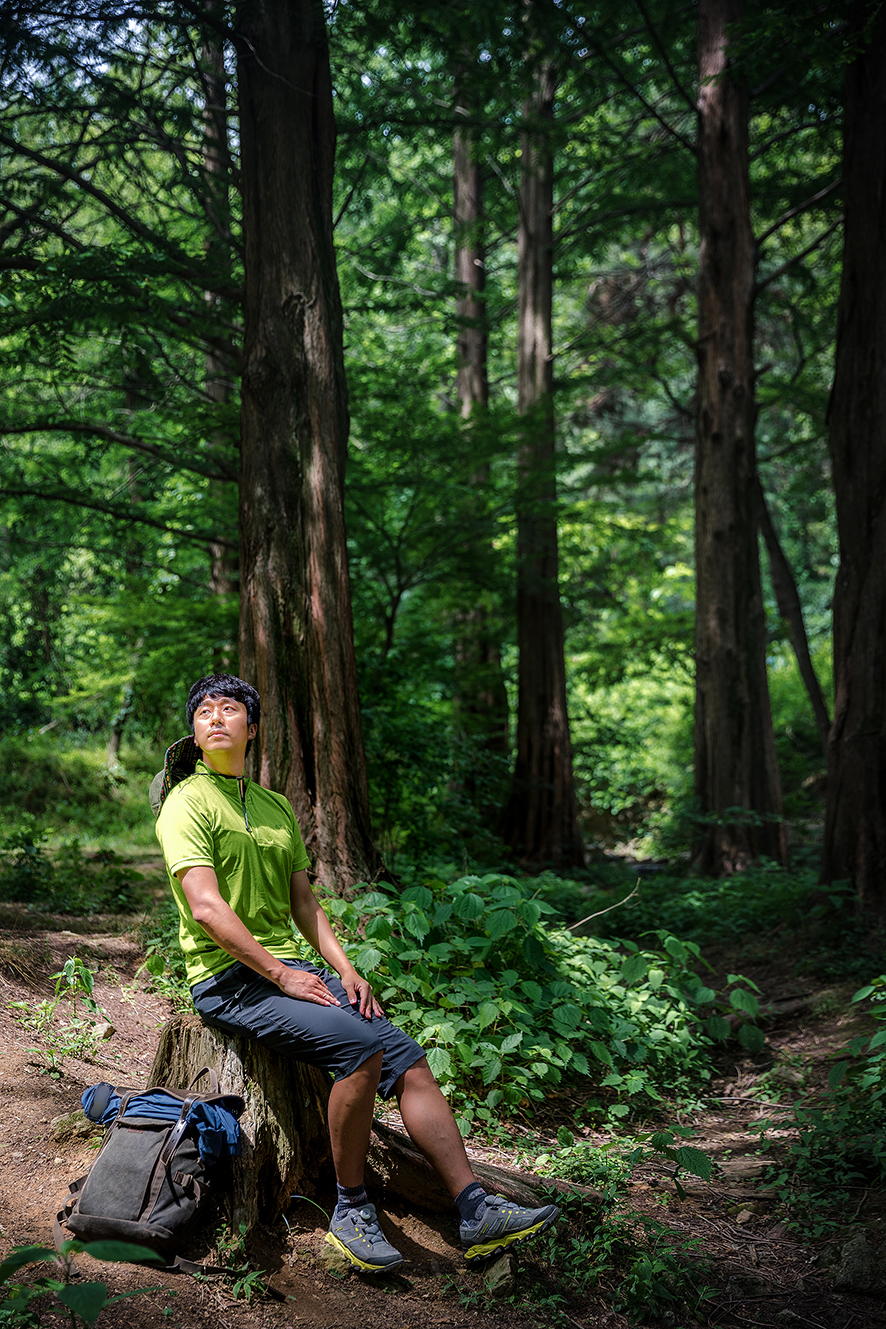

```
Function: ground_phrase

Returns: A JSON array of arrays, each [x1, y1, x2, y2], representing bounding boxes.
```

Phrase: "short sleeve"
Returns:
[[156, 789, 216, 874], [288, 808, 311, 875]]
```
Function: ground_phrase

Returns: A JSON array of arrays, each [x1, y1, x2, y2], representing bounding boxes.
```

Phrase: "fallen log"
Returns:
[[149, 1014, 602, 1231], [368, 1119, 603, 1212]]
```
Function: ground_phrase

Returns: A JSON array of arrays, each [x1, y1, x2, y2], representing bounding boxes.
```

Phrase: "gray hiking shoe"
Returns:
[[460, 1194, 560, 1261], [325, 1203, 404, 1273]]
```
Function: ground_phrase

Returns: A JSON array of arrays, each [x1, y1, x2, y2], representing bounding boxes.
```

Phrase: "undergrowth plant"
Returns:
[[0, 817, 146, 915], [9, 956, 112, 1076], [310, 873, 763, 1126], [757, 974, 886, 1236], [0, 1239, 163, 1327]]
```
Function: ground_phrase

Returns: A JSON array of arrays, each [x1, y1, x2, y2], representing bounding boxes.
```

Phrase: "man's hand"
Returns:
[[277, 966, 341, 1007], [341, 970, 384, 1019]]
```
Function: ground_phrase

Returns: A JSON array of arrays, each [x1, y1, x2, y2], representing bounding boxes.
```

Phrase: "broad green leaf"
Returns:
[[78, 1241, 163, 1265], [477, 1001, 499, 1030], [57, 1282, 109, 1326], [736, 1023, 765, 1054], [706, 1015, 731, 1041], [828, 1061, 848, 1089], [486, 908, 519, 940], [500, 1031, 523, 1054], [852, 985, 875, 1003], [353, 944, 383, 972], [401, 886, 433, 909], [590, 1041, 613, 1066], [647, 969, 665, 990], [426, 1046, 452, 1078], [557, 1126, 574, 1148], [663, 936, 686, 961], [729, 988, 759, 1017], [621, 954, 648, 984], [0, 1246, 56, 1282], [674, 1146, 713, 1181], [454, 892, 485, 921], [481, 1056, 501, 1086]]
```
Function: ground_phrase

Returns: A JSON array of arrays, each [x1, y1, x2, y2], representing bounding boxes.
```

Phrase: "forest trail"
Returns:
[[0, 921, 884, 1329]]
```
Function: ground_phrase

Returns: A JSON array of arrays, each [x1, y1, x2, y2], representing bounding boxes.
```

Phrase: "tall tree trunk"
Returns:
[[234, 0, 381, 890], [499, 22, 584, 869], [451, 81, 509, 767], [755, 477, 830, 754], [201, 27, 239, 616], [820, 0, 886, 924], [693, 0, 786, 874]]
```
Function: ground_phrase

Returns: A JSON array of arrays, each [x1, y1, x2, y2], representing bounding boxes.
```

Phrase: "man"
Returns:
[[154, 672, 558, 1273]]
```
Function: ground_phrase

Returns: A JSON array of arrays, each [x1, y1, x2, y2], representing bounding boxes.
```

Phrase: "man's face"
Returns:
[[192, 694, 256, 763]]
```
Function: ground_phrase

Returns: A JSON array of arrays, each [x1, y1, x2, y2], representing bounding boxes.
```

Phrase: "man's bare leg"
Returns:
[[327, 1049, 384, 1186], [394, 1056, 476, 1197]]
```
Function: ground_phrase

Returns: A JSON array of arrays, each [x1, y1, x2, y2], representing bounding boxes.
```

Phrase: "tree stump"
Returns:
[[150, 1014, 603, 1232], [149, 1013, 333, 1230]]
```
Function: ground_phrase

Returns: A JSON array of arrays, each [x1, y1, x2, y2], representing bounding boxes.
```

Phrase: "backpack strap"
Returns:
[[186, 1067, 220, 1095], [53, 1176, 87, 1256]]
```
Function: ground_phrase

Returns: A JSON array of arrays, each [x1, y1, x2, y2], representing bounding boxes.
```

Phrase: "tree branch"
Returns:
[[1, 421, 237, 482], [0, 131, 240, 301], [634, 0, 698, 113], [755, 178, 841, 248], [0, 483, 235, 549], [754, 215, 843, 295]]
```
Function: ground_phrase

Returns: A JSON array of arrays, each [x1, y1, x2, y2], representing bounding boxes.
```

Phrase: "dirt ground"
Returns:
[[1, 917, 885, 1329]]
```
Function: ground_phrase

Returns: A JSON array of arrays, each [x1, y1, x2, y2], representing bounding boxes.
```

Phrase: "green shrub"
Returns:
[[309, 873, 761, 1126], [0, 818, 148, 915], [759, 974, 886, 1234]]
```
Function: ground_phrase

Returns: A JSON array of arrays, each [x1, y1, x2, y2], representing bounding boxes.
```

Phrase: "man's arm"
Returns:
[[290, 869, 383, 1019], [177, 865, 341, 1007]]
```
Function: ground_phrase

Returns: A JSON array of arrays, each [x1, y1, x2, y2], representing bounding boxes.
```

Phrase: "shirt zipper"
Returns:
[[238, 776, 251, 832]]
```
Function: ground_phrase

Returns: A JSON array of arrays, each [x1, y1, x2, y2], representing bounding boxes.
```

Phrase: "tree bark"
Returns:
[[692, 0, 787, 874], [500, 17, 584, 869], [755, 477, 830, 754], [451, 78, 509, 769], [820, 0, 886, 923], [150, 1013, 333, 1230], [234, 0, 382, 891], [149, 1015, 597, 1231], [201, 24, 239, 615]]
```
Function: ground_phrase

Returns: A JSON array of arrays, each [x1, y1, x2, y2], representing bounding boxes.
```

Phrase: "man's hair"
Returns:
[[186, 674, 261, 742]]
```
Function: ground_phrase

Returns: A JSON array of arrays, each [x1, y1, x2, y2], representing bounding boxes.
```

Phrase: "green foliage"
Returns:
[[455, 1186, 710, 1324], [534, 1126, 713, 1202], [306, 873, 767, 1125], [758, 975, 886, 1235], [9, 955, 113, 1075], [0, 733, 164, 845], [547, 859, 818, 948], [0, 1239, 163, 1328], [134, 901, 192, 1011], [0, 816, 148, 914]]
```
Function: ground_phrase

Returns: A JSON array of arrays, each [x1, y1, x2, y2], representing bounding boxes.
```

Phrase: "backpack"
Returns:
[[54, 1067, 245, 1271]]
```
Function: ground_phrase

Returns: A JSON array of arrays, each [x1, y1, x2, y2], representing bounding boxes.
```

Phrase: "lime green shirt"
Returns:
[[155, 760, 311, 987]]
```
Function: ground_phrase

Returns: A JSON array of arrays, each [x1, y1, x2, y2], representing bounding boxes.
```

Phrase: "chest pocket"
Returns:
[[252, 820, 294, 873]]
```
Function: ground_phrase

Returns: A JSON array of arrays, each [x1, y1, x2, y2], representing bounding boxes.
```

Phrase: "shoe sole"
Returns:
[[462, 1210, 559, 1262], [324, 1230, 405, 1274]]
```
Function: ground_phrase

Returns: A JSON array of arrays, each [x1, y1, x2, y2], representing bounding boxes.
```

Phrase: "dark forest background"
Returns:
[[0, 0, 883, 922]]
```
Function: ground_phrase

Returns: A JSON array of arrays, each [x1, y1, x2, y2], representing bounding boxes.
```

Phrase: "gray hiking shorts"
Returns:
[[190, 959, 425, 1099]]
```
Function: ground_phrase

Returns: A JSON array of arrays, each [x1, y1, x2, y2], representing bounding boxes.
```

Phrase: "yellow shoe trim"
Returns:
[[462, 1217, 546, 1261], [324, 1230, 403, 1274]]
